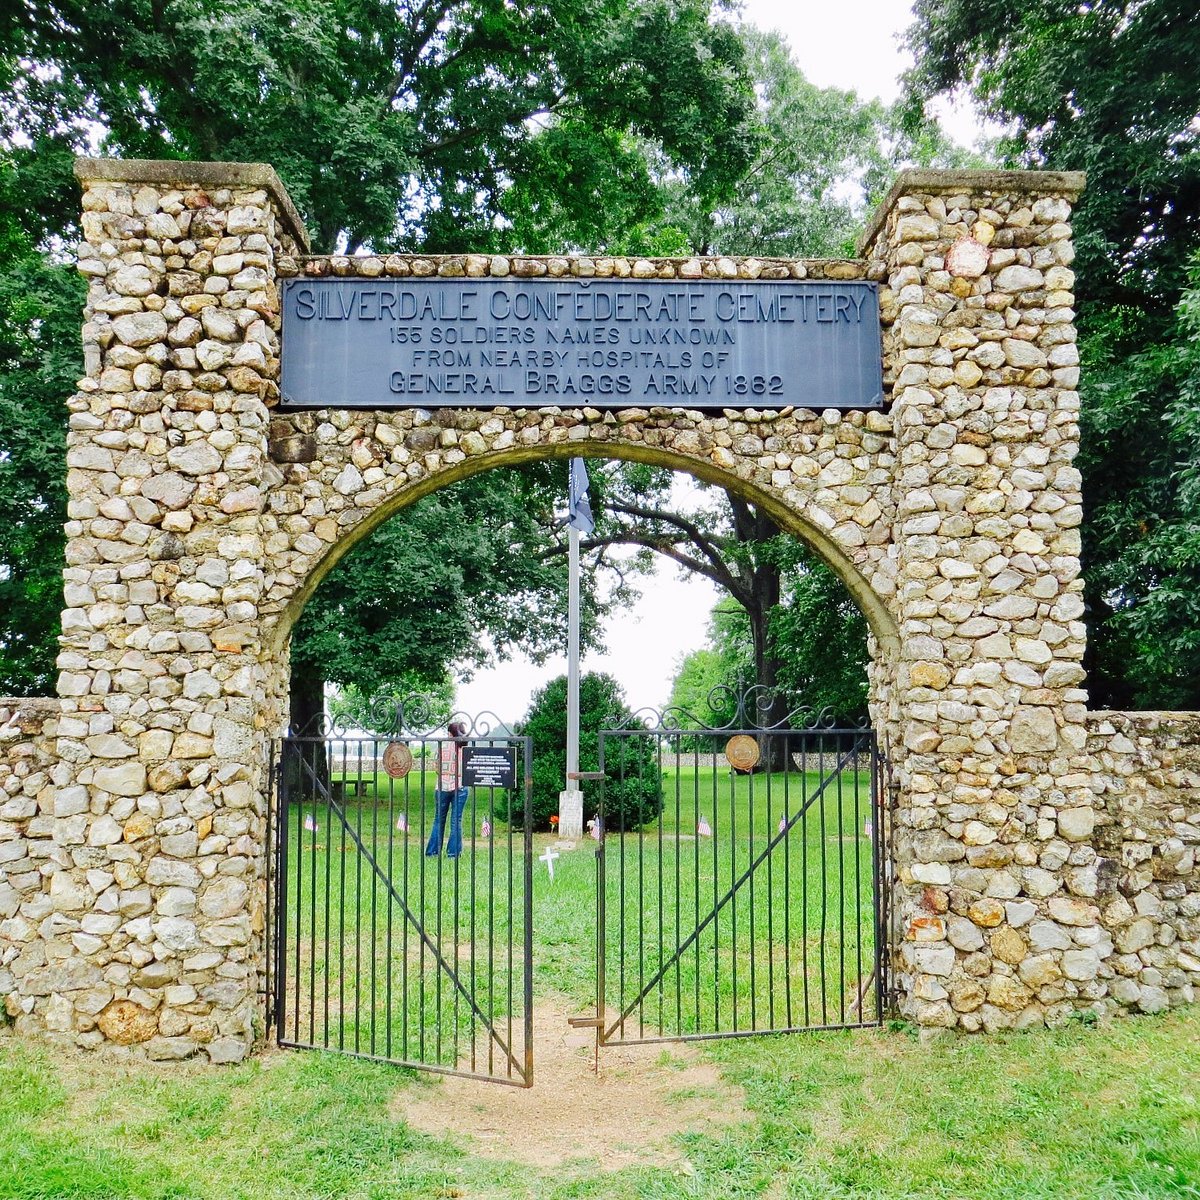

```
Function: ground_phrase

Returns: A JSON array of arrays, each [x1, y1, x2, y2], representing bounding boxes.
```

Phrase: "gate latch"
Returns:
[[567, 772, 606, 782], [566, 1015, 604, 1028]]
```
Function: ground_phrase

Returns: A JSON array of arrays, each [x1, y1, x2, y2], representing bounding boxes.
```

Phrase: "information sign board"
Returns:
[[462, 745, 517, 790], [280, 278, 882, 411]]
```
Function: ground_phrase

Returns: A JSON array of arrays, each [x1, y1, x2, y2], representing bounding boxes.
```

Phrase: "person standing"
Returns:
[[426, 720, 469, 857]]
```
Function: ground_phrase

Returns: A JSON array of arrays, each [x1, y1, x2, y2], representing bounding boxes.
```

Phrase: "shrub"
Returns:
[[497, 672, 663, 831]]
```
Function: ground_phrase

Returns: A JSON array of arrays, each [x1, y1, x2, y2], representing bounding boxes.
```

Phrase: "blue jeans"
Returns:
[[426, 787, 469, 858]]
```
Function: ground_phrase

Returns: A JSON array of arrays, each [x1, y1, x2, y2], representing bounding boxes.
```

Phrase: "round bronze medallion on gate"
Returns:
[[724, 734, 760, 772], [382, 741, 413, 779]]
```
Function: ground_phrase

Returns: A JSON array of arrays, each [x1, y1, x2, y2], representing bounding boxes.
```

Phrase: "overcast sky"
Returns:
[[455, 0, 982, 726], [741, 0, 912, 99]]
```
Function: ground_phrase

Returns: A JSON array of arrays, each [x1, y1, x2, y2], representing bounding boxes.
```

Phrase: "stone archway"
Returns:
[[256, 427, 904, 867], [259, 428, 901, 667], [15, 157, 1195, 1070]]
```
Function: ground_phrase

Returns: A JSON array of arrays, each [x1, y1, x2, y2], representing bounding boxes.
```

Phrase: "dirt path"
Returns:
[[391, 998, 752, 1171]]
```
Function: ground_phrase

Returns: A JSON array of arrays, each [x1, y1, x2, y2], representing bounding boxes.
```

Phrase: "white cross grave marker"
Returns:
[[539, 846, 560, 881]]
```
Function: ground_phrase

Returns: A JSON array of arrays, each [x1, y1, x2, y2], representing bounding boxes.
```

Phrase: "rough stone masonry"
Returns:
[[0, 158, 1196, 1063]]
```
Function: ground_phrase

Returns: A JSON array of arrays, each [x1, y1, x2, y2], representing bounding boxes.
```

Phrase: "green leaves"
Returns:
[[648, 26, 978, 259], [293, 464, 571, 699], [0, 157, 84, 693], [1079, 258, 1200, 707], [669, 555, 871, 731], [6, 0, 758, 253]]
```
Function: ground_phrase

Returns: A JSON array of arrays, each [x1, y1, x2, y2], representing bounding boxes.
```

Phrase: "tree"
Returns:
[[665, 600, 747, 750], [4, 0, 757, 254], [503, 671, 662, 831], [654, 27, 981, 258], [667, 646, 730, 726], [0, 156, 85, 694], [528, 35, 971, 743], [767, 557, 869, 722], [1077, 259, 1200, 707], [565, 463, 854, 747], [668, 558, 870, 734], [903, 0, 1200, 708]]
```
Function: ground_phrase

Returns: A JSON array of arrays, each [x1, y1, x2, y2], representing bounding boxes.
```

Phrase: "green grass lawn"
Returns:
[[324, 748, 877, 838], [3, 1008, 1199, 1199]]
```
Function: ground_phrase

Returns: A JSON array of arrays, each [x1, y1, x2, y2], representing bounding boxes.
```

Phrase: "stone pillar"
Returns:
[[44, 159, 306, 1061], [861, 170, 1100, 1029]]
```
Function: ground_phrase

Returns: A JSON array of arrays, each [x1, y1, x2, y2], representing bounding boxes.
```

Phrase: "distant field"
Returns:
[[319, 759, 879, 838]]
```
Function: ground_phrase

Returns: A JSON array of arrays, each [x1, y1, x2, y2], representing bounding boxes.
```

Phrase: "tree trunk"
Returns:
[[287, 670, 330, 801], [729, 497, 790, 771], [289, 670, 326, 735], [745, 567, 791, 771]]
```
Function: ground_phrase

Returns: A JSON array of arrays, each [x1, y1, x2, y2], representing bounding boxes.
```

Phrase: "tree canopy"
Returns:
[[656, 27, 978, 258], [667, 563, 870, 731], [0, 160, 84, 693], [4, 0, 758, 253], [290, 460, 619, 721], [565, 459, 870, 742]]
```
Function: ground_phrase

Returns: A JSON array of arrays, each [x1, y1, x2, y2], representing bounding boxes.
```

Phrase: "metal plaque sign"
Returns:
[[280, 278, 883, 411], [462, 745, 517, 789], [724, 735, 761, 772], [381, 741, 413, 779]]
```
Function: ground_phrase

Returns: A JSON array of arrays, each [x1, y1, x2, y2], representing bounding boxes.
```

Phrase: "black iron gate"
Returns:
[[591, 691, 891, 1045], [268, 703, 534, 1086]]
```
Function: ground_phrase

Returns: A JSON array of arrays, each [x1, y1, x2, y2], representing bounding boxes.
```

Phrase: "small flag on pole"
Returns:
[[697, 815, 712, 837], [567, 458, 594, 534]]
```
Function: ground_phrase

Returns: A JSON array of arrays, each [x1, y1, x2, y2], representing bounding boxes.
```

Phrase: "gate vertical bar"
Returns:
[[873, 735, 888, 1024], [273, 742, 289, 1039], [523, 735, 534, 1086], [596, 736, 607, 1046], [264, 739, 274, 1039]]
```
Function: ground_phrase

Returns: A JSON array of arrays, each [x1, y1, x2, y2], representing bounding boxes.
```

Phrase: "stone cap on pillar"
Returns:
[[857, 168, 1087, 256], [74, 156, 311, 253]]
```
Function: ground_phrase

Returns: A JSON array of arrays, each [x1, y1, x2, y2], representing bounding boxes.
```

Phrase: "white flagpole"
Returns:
[[566, 523, 581, 795], [559, 459, 589, 839], [559, 524, 584, 837]]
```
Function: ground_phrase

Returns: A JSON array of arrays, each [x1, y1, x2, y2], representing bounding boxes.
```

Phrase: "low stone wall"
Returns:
[[898, 710, 1199, 1030], [1089, 712, 1200, 1015], [0, 700, 59, 1029]]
